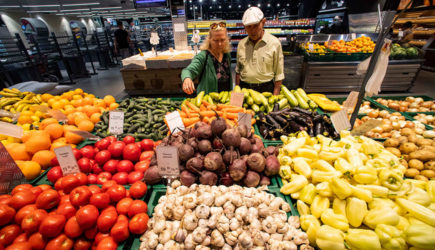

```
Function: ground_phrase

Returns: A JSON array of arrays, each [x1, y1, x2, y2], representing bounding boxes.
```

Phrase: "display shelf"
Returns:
[[366, 95, 435, 119]]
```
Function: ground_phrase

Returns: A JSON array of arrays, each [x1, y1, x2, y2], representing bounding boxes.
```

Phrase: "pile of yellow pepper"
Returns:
[[279, 131, 435, 250]]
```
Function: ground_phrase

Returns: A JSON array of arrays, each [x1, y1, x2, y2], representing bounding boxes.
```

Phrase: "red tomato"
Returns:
[[77, 158, 92, 173], [106, 185, 126, 203], [11, 184, 32, 195], [39, 214, 66, 238], [60, 175, 80, 194], [87, 174, 98, 184], [76, 205, 99, 230], [10, 190, 36, 210], [36, 189, 60, 210], [14, 204, 37, 225], [103, 160, 119, 174], [139, 151, 154, 161], [72, 148, 82, 161], [50, 156, 59, 166], [90, 193, 110, 209], [128, 200, 148, 218], [45, 234, 73, 250], [0, 194, 11, 206], [110, 215, 129, 243], [0, 224, 21, 246], [95, 138, 110, 151], [73, 237, 92, 250], [4, 242, 31, 250], [21, 209, 47, 233], [56, 202, 76, 220], [12, 233, 28, 244], [29, 187, 42, 198], [128, 171, 144, 185], [0, 204, 15, 226], [108, 141, 125, 158], [116, 160, 133, 173], [135, 142, 142, 150], [28, 232, 47, 250], [97, 208, 118, 233], [88, 185, 101, 195], [115, 198, 133, 215], [122, 136, 136, 145], [74, 173, 88, 186], [91, 163, 103, 175], [112, 172, 129, 185], [96, 172, 112, 185], [123, 144, 141, 162], [54, 178, 63, 191], [134, 160, 150, 172], [59, 195, 71, 205], [37, 184, 51, 192], [101, 180, 118, 192], [129, 213, 149, 235], [47, 166, 63, 184], [84, 226, 98, 240], [96, 237, 117, 250], [69, 186, 91, 207], [95, 150, 111, 165], [79, 145, 95, 159], [64, 216, 82, 239], [106, 136, 117, 144], [140, 139, 154, 151], [129, 181, 147, 199]]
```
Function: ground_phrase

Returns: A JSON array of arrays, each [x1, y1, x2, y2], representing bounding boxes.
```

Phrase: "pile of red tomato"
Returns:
[[47, 136, 156, 185], [0, 178, 149, 250]]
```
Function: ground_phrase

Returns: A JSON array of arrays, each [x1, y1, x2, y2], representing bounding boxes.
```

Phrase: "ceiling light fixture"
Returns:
[[0, 5, 20, 8], [60, 9, 89, 12], [92, 6, 122, 10], [257, 3, 261, 7], [27, 10, 58, 13], [62, 3, 100, 7], [22, 5, 60, 7], [229, 5, 231, 8]]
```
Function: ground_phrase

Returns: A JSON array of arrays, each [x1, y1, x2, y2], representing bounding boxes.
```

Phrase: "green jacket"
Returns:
[[181, 50, 233, 94]]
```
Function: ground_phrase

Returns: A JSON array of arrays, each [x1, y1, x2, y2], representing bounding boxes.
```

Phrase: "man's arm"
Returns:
[[273, 80, 282, 95], [273, 43, 285, 95], [236, 73, 241, 85]]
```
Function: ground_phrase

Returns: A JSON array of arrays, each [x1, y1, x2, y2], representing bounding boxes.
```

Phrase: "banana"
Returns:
[[10, 108, 16, 113], [0, 117, 13, 123], [0, 99, 20, 108], [31, 96, 40, 104], [16, 103, 28, 112], [1, 88, 20, 94], [36, 94, 42, 103], [23, 93, 35, 100], [22, 105, 30, 112], [13, 100, 32, 108], [0, 91, 19, 97], [4, 105, 12, 110]]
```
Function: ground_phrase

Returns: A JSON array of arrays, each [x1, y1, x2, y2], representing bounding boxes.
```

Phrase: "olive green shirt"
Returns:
[[236, 32, 284, 83]]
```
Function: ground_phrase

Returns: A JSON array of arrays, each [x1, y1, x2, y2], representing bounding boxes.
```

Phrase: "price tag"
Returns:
[[30, 105, 50, 113], [165, 111, 185, 134], [308, 43, 314, 51], [342, 91, 359, 111], [54, 145, 80, 176], [230, 92, 244, 107], [156, 146, 180, 179], [70, 130, 101, 141], [398, 30, 404, 38], [0, 142, 26, 194], [48, 110, 68, 123], [0, 110, 13, 118], [0, 121, 23, 139], [109, 111, 125, 135], [351, 119, 383, 136], [238, 112, 252, 130], [331, 109, 351, 133], [351, 33, 356, 40]]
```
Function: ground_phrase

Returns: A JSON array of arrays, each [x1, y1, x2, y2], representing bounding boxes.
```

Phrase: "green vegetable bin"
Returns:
[[366, 95, 435, 116]]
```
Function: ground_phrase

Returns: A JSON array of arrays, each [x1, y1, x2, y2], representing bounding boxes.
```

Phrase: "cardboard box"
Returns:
[[121, 68, 184, 95]]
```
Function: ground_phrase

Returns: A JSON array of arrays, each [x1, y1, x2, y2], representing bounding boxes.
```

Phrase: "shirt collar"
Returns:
[[248, 31, 269, 46]]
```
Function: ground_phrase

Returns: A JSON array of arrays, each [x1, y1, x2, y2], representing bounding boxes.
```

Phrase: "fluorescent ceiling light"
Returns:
[[0, 5, 20, 8], [60, 9, 89, 12], [22, 5, 60, 7], [27, 10, 58, 13], [92, 7, 122, 10], [109, 9, 137, 12], [62, 3, 100, 7]]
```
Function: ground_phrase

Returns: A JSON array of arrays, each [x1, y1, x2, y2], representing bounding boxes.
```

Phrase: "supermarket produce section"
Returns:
[[0, 86, 434, 249]]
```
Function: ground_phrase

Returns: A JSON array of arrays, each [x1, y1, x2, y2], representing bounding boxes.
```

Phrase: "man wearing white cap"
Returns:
[[235, 7, 284, 95]]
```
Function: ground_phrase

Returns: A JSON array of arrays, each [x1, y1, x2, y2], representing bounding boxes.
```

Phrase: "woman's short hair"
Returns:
[[200, 28, 231, 53]]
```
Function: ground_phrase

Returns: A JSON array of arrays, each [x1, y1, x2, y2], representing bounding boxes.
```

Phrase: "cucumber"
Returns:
[[234, 85, 242, 92], [196, 91, 204, 107], [293, 90, 309, 109], [247, 96, 254, 106], [248, 89, 263, 105], [209, 92, 219, 100], [252, 104, 260, 112], [296, 88, 310, 102], [277, 98, 288, 109], [262, 92, 273, 98], [281, 86, 298, 107], [308, 99, 318, 109]]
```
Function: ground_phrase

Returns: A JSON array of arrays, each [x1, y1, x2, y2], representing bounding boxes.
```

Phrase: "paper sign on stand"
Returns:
[[0, 142, 26, 194], [0, 121, 23, 139], [54, 145, 80, 176], [351, 33, 356, 40], [230, 92, 244, 107], [109, 111, 125, 135], [165, 111, 185, 134], [331, 109, 351, 133], [351, 119, 383, 136], [156, 146, 180, 181], [48, 110, 68, 123], [71, 130, 101, 141], [342, 91, 359, 111], [308, 43, 314, 52], [238, 113, 252, 130]]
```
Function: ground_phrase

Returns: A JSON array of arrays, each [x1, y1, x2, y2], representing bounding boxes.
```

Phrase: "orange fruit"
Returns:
[[32, 150, 55, 169], [24, 131, 51, 154], [109, 103, 119, 110], [51, 101, 63, 110], [51, 138, 67, 151], [78, 120, 94, 132], [83, 97, 93, 106], [41, 93, 54, 102], [5, 143, 31, 161], [74, 88, 84, 95], [103, 95, 116, 106], [65, 130, 84, 144], [67, 114, 76, 125], [21, 111, 34, 116], [40, 118, 59, 130], [16, 161, 41, 180], [93, 99, 106, 108], [74, 113, 89, 126], [85, 106, 100, 117], [90, 113, 101, 123], [44, 123, 64, 140], [18, 115, 33, 125]]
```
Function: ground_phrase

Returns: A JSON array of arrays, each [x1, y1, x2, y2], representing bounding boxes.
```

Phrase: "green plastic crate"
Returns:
[[76, 139, 96, 149], [367, 95, 435, 116]]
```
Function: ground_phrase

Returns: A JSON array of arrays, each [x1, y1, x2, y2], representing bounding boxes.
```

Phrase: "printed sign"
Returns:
[[351, 33, 356, 40], [331, 109, 351, 133], [351, 119, 383, 136], [165, 111, 185, 134], [0, 121, 23, 139], [343, 91, 359, 111], [308, 43, 314, 51], [238, 112, 252, 130], [109, 111, 125, 135], [70, 130, 101, 141], [30, 105, 50, 113], [230, 92, 244, 107], [48, 110, 68, 123], [156, 146, 180, 179], [0, 142, 26, 194], [398, 31, 404, 38], [54, 145, 80, 176]]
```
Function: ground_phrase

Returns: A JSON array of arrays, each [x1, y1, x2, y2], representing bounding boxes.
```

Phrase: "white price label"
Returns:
[[331, 109, 351, 133], [238, 113, 252, 130], [351, 33, 356, 40], [156, 146, 180, 179], [308, 43, 314, 51], [70, 130, 100, 141], [0, 142, 25, 194], [230, 92, 244, 107], [342, 91, 359, 111], [48, 110, 68, 123], [54, 145, 80, 176], [109, 111, 125, 135], [398, 31, 404, 38], [165, 111, 185, 134], [0, 121, 23, 139], [351, 119, 383, 136]]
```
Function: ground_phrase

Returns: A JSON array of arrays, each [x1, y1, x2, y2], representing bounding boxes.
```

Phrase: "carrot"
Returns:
[[224, 112, 238, 120], [208, 105, 217, 110], [217, 104, 235, 110], [183, 117, 200, 127], [246, 110, 255, 116], [201, 100, 211, 107], [178, 111, 187, 118], [199, 111, 216, 117], [186, 101, 200, 112], [181, 105, 190, 116], [203, 117, 210, 123], [251, 118, 256, 125], [200, 104, 207, 111], [221, 107, 244, 113], [188, 113, 200, 118]]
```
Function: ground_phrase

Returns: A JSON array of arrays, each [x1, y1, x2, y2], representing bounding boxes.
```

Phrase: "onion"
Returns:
[[399, 106, 407, 112], [372, 126, 384, 134], [392, 122, 400, 130], [404, 121, 415, 128], [406, 96, 415, 102], [368, 110, 379, 118], [379, 110, 389, 118], [415, 128, 424, 135], [381, 124, 392, 133], [361, 116, 371, 122], [410, 103, 419, 109], [415, 97, 424, 104], [380, 100, 388, 106], [389, 103, 400, 111], [431, 104, 435, 110], [381, 132, 392, 138]]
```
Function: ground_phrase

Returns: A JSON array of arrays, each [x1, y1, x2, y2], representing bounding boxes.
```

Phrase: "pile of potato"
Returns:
[[413, 113, 435, 126], [376, 97, 435, 112], [383, 128, 435, 181]]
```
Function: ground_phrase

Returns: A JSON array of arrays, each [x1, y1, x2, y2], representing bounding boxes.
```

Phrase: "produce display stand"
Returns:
[[366, 95, 435, 116]]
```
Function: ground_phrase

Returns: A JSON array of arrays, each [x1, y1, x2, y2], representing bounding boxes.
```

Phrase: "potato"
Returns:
[[421, 170, 435, 179], [386, 147, 401, 157], [416, 138, 433, 147], [399, 158, 408, 168], [409, 150, 435, 161], [402, 154, 409, 161], [431, 141, 435, 147], [424, 161, 435, 170], [408, 159, 424, 170], [421, 145, 435, 152], [408, 134, 418, 143], [405, 168, 419, 178], [398, 136, 408, 144], [402, 128, 415, 136], [399, 143, 418, 154], [384, 138, 400, 148], [415, 175, 429, 181]]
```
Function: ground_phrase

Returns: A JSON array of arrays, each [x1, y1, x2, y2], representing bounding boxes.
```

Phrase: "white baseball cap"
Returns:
[[242, 7, 264, 26]]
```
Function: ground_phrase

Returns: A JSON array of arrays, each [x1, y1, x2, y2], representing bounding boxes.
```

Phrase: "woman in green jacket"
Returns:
[[181, 22, 233, 95]]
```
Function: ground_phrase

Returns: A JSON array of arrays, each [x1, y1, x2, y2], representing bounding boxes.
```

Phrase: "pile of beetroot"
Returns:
[[144, 116, 280, 187]]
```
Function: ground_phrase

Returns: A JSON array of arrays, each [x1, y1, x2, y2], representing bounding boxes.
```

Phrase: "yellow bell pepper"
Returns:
[[375, 224, 407, 250], [379, 168, 404, 191], [279, 165, 292, 180], [331, 177, 352, 200], [280, 174, 308, 195], [361, 139, 383, 156], [308, 94, 341, 112], [333, 198, 346, 216], [334, 158, 354, 174], [300, 214, 320, 231], [297, 200, 310, 216], [346, 197, 367, 227], [396, 216, 410, 231], [312, 170, 342, 183], [427, 180, 435, 202], [407, 188, 432, 207], [307, 223, 320, 246], [321, 208, 349, 231], [278, 155, 292, 166], [364, 207, 400, 229], [319, 147, 345, 162], [292, 157, 312, 178], [345, 229, 382, 250], [405, 223, 435, 250], [300, 184, 316, 205], [406, 179, 427, 191], [350, 185, 373, 202], [291, 192, 300, 199], [312, 159, 336, 172], [297, 148, 318, 158], [353, 164, 378, 184], [282, 137, 306, 156], [346, 148, 363, 169], [369, 198, 403, 214], [311, 195, 330, 218], [316, 225, 345, 250], [357, 184, 389, 198], [316, 182, 333, 197], [396, 198, 435, 227]]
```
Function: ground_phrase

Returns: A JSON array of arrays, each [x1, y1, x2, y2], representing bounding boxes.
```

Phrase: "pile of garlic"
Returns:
[[140, 181, 311, 250]]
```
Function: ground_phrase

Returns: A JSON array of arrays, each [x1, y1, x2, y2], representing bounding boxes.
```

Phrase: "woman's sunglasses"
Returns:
[[210, 22, 226, 30]]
